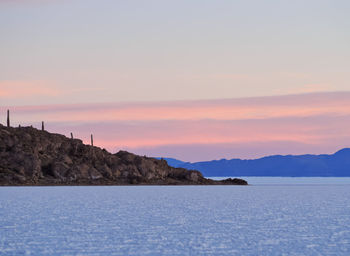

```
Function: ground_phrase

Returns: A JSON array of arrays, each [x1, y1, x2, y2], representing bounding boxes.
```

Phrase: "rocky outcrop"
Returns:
[[0, 125, 247, 186]]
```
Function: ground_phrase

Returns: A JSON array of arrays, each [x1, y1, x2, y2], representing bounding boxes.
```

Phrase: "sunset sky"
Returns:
[[1, 0, 350, 161]]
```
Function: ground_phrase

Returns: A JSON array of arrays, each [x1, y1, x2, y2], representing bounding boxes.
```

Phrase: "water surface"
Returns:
[[1, 181, 350, 255]]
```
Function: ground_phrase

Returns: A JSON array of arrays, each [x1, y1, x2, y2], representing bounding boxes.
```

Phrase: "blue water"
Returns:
[[1, 179, 350, 255]]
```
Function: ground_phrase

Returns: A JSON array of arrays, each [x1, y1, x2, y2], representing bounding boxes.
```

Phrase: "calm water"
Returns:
[[1, 179, 350, 255]]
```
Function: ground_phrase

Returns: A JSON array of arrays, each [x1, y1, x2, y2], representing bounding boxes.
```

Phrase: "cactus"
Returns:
[[70, 132, 73, 139], [7, 109, 10, 127], [42, 121, 44, 131], [91, 134, 94, 146]]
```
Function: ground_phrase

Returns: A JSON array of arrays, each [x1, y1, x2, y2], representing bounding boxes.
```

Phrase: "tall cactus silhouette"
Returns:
[[42, 121, 44, 131], [7, 110, 10, 127], [91, 134, 94, 146], [71, 132, 73, 139]]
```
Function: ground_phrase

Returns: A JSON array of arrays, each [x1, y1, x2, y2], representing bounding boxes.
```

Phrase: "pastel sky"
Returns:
[[1, 1, 350, 161], [1, 92, 350, 161]]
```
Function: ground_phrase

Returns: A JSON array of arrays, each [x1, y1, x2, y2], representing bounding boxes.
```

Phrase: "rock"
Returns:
[[77, 164, 90, 179], [62, 155, 73, 165], [89, 167, 102, 180], [52, 162, 69, 181], [186, 171, 201, 182], [0, 124, 247, 186], [221, 178, 248, 185]]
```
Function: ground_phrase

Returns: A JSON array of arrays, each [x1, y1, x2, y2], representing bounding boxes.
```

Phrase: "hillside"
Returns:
[[0, 124, 247, 185], [163, 150, 350, 177]]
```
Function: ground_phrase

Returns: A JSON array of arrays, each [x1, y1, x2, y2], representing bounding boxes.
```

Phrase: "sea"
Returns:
[[1, 177, 350, 255]]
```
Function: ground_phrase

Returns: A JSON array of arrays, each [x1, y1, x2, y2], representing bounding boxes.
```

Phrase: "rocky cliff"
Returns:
[[0, 125, 247, 186]]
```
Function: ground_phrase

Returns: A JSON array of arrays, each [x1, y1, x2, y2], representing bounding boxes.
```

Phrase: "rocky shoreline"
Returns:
[[0, 124, 247, 186]]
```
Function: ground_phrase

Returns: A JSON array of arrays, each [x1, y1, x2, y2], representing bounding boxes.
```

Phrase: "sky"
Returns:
[[1, 0, 350, 161]]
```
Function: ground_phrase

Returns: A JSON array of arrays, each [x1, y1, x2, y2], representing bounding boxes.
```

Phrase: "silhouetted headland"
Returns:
[[0, 124, 247, 186]]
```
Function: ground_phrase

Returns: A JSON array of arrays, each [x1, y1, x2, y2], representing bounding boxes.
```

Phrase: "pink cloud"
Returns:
[[51, 115, 346, 147], [5, 91, 350, 122], [0, 80, 61, 99], [2, 92, 350, 161]]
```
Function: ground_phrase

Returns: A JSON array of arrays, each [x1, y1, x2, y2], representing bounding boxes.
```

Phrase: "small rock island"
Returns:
[[0, 124, 247, 186]]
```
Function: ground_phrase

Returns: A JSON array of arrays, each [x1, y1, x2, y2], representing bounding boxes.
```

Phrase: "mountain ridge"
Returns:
[[161, 149, 350, 177]]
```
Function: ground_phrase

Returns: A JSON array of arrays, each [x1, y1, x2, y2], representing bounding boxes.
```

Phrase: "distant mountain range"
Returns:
[[159, 149, 350, 177]]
